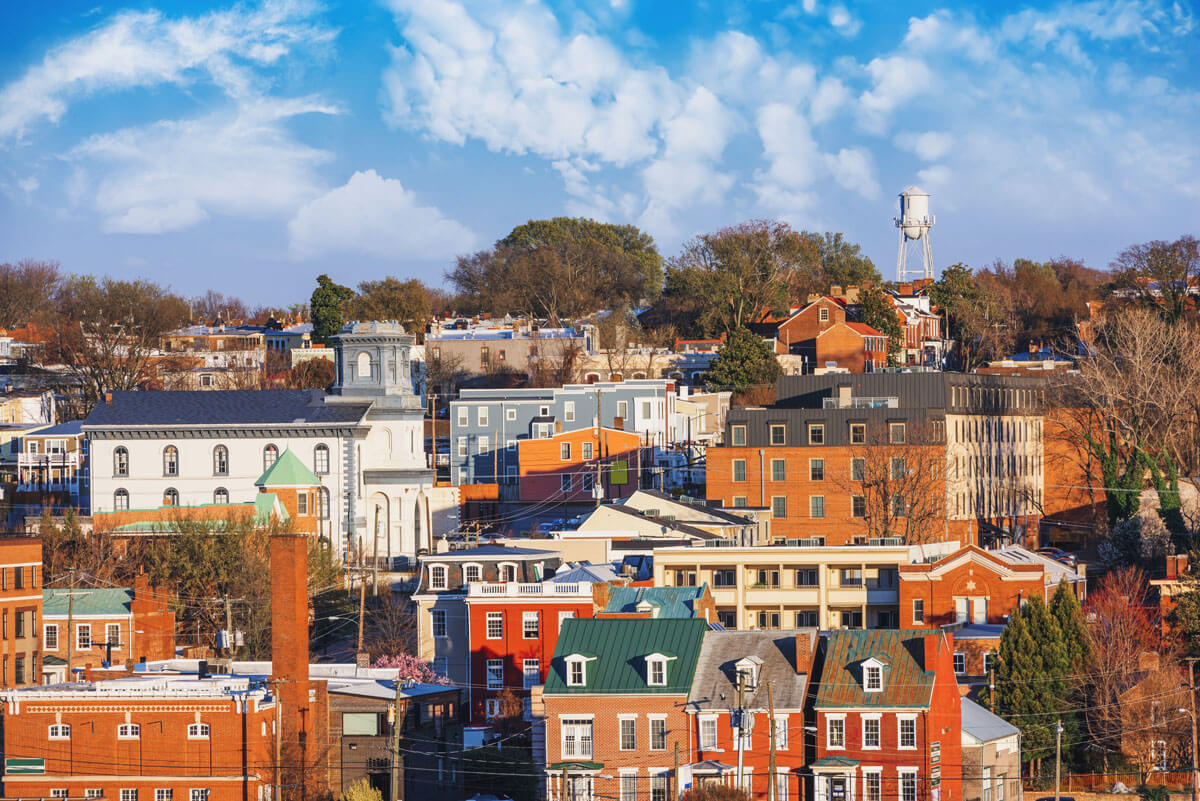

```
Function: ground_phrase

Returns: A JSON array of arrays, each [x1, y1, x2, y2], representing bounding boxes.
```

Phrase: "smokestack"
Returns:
[[104, 392, 113, 405], [271, 533, 312, 779], [794, 631, 813, 674]]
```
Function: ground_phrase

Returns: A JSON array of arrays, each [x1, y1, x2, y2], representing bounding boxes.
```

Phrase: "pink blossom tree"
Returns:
[[372, 653, 452, 685]]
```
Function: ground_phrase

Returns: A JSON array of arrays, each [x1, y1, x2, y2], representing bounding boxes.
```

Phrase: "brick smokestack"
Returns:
[[271, 533, 312, 789], [794, 631, 814, 674], [591, 581, 612, 613]]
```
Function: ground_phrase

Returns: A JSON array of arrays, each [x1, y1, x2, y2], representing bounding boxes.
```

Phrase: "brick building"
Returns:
[[0, 536, 42, 689], [542, 617, 708, 801], [517, 426, 641, 503], [812, 629, 963, 801], [42, 574, 176, 682], [763, 298, 888, 373]]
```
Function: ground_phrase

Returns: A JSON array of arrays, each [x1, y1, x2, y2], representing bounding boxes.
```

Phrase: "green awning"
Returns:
[[812, 756, 860, 768], [547, 762, 605, 772]]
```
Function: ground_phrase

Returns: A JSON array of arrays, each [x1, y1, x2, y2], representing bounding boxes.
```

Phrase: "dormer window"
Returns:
[[735, 655, 764, 690], [862, 657, 886, 693], [429, 565, 447, 590], [564, 653, 595, 687], [645, 653, 676, 686]]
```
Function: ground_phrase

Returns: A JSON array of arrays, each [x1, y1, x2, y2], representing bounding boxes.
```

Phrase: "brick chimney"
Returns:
[[591, 581, 613, 613], [271, 533, 313, 784], [1167, 554, 1189, 580], [794, 631, 814, 674]]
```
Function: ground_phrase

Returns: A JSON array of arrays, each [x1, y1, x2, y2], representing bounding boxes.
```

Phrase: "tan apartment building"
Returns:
[[653, 539, 958, 631]]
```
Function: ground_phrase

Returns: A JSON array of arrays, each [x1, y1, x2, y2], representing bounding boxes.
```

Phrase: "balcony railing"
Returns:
[[822, 396, 899, 409], [466, 581, 591, 596], [19, 453, 83, 468]]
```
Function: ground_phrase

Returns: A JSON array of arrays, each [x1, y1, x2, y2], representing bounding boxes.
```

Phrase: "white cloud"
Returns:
[[894, 131, 954, 162], [824, 148, 880, 199], [857, 56, 935, 134], [288, 170, 476, 260]]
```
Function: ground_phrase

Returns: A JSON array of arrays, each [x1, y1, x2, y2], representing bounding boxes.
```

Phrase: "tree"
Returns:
[[703, 327, 780, 393], [805, 231, 882, 289], [1167, 557, 1200, 656], [1111, 235, 1200, 323], [1051, 579, 1091, 677], [340, 778, 383, 801], [854, 284, 903, 365], [348, 277, 432, 334], [424, 350, 468, 397], [0, 259, 61, 328], [190, 290, 248, 323], [286, 358, 336, 389], [371, 653, 452, 684], [927, 263, 1019, 371], [310, 274, 354, 345]]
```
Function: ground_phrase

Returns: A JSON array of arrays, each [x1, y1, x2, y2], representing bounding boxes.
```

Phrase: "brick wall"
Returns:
[[0, 538, 41, 688]]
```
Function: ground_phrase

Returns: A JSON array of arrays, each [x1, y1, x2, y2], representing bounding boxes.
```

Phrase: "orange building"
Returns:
[[771, 298, 889, 372], [518, 426, 641, 503], [0, 536, 42, 688]]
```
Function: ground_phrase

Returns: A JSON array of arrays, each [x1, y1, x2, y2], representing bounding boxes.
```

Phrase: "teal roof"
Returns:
[[255, 492, 287, 522], [604, 585, 708, 619], [812, 756, 860, 768], [109, 495, 285, 533], [255, 448, 319, 488], [545, 618, 708, 695], [44, 588, 133, 617], [814, 629, 940, 710]]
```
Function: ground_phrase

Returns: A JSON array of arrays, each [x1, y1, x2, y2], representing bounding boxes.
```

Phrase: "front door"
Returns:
[[830, 777, 848, 801], [567, 776, 592, 801]]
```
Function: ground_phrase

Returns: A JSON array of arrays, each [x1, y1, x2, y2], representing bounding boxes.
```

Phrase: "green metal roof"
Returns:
[[547, 762, 605, 772], [604, 585, 709, 619], [812, 756, 860, 768], [44, 588, 132, 617], [814, 629, 940, 710], [255, 448, 319, 488], [544, 618, 708, 695], [109, 495, 285, 533], [255, 492, 287, 522]]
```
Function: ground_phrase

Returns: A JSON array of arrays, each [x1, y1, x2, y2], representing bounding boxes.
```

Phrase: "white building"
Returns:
[[84, 321, 455, 566]]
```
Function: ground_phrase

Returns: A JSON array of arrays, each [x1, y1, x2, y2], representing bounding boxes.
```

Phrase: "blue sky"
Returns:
[[1, 0, 1197, 305]]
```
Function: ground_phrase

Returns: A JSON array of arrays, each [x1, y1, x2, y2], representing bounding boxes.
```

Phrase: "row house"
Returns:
[[812, 629, 962, 801], [769, 297, 889, 374], [449, 380, 680, 488], [41, 573, 176, 683], [960, 698, 1021, 801], [426, 322, 595, 382], [888, 293, 944, 368], [0, 536, 42, 689], [13, 420, 89, 514], [707, 374, 1048, 547], [653, 539, 958, 632], [518, 426, 642, 503]]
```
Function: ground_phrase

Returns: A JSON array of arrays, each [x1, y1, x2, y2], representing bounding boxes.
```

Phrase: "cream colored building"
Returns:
[[653, 539, 957, 630], [946, 397, 1044, 529]]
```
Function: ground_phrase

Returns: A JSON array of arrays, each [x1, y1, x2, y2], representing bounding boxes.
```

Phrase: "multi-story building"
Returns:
[[542, 617, 709, 801], [685, 629, 818, 799], [41, 574, 176, 682], [707, 374, 1048, 546], [517, 426, 642, 503], [13, 420, 89, 514], [426, 320, 595, 381], [85, 321, 450, 566], [653, 539, 958, 631], [449, 380, 680, 487], [413, 544, 563, 690], [960, 697, 1022, 801], [0, 536, 42, 689], [769, 297, 889, 373], [812, 629, 962, 801]]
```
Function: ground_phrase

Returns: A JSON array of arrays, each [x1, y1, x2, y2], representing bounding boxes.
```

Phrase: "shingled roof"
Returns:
[[83, 390, 368, 427], [814, 629, 945, 710], [545, 618, 708, 695], [688, 630, 816, 711]]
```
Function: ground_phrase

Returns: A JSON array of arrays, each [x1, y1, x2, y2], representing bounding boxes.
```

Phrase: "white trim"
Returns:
[[897, 714, 918, 750], [861, 712, 882, 750]]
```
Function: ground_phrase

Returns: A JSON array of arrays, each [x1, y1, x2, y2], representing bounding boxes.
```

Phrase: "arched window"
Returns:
[[500, 563, 517, 583], [314, 444, 330, 475], [187, 723, 210, 739], [213, 445, 229, 476], [118, 723, 140, 739], [162, 445, 178, 477], [263, 444, 278, 471], [356, 351, 372, 380], [632, 372, 646, 380], [214, 487, 229, 504], [318, 487, 331, 520], [163, 488, 179, 507], [114, 489, 129, 511], [113, 447, 129, 477]]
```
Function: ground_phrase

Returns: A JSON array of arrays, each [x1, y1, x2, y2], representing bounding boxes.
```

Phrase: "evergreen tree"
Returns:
[[1050, 579, 1091, 675], [855, 284, 903, 365], [704, 327, 782, 392], [310, 274, 354, 345]]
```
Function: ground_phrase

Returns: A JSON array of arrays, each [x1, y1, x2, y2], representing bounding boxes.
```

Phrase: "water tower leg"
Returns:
[[921, 232, 934, 280], [896, 230, 908, 283]]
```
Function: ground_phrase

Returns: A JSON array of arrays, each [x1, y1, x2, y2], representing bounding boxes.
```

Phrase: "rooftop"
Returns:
[[545, 618, 709, 695], [814, 629, 945, 710], [83, 390, 369, 428], [603, 585, 709, 619], [961, 697, 1020, 742], [688, 630, 815, 711], [44, 588, 133, 617]]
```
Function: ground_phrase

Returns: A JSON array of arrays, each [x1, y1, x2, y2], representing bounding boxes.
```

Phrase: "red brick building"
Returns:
[[518, 426, 641, 503], [770, 299, 888, 373], [812, 629, 963, 801], [0, 536, 42, 689]]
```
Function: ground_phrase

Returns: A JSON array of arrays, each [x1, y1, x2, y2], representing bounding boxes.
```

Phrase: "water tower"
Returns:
[[894, 185, 934, 282]]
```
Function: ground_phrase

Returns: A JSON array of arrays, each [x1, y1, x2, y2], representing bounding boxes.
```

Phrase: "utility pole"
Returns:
[[66, 568, 75, 680], [1188, 658, 1199, 801], [273, 680, 282, 801], [390, 677, 404, 801], [673, 741, 679, 801], [357, 550, 367, 657], [1054, 719, 1063, 801], [767, 681, 778, 801], [224, 595, 234, 658], [988, 667, 995, 712], [735, 670, 746, 793], [594, 386, 602, 507]]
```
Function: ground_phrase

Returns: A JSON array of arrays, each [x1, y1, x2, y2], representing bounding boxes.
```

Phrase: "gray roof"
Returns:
[[427, 544, 560, 560], [961, 697, 1020, 742], [618, 490, 757, 527], [688, 630, 816, 711], [603, 505, 720, 540], [28, 420, 84, 436], [83, 390, 369, 428], [991, 546, 1083, 583], [953, 623, 1007, 639], [550, 563, 622, 584]]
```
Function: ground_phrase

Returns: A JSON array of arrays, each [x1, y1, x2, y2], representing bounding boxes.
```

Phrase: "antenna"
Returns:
[[894, 186, 935, 282]]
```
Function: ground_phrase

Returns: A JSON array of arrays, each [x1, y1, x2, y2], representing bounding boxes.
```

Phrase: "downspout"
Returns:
[[759, 449, 766, 508]]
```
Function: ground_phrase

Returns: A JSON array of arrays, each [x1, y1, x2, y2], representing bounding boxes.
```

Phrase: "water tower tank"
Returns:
[[899, 186, 930, 241]]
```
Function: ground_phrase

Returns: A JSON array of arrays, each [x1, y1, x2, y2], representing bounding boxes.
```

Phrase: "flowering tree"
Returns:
[[372, 653, 452, 685]]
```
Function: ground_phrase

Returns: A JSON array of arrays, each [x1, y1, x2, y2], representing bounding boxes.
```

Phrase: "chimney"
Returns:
[[837, 385, 851, 408], [794, 631, 813, 674], [591, 581, 613, 613], [104, 391, 113, 405], [270, 533, 313, 776]]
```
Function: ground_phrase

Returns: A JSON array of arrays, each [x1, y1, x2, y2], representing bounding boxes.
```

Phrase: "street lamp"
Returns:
[[1177, 707, 1197, 801]]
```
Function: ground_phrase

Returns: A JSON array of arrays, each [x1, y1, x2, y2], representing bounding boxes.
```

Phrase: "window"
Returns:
[[582, 441, 593, 460], [819, 306, 830, 322], [651, 774, 669, 801], [649, 717, 666, 750], [122, 790, 139, 801], [523, 659, 540, 689], [464, 564, 481, 584], [431, 609, 447, 638], [891, 457, 906, 480], [890, 422, 906, 444], [163, 445, 179, 476], [808, 424, 824, 444], [478, 407, 488, 427], [163, 487, 179, 507], [14, 611, 24, 638], [49, 723, 71, 739], [865, 665, 882, 692], [850, 423, 866, 444], [953, 652, 966, 674], [156, 790, 173, 801], [314, 444, 329, 475], [810, 496, 825, 518], [840, 569, 862, 586], [756, 569, 780, 587], [429, 565, 447, 590], [500, 564, 517, 582], [213, 445, 228, 476], [456, 407, 468, 427], [913, 599, 925, 624], [641, 401, 652, 419], [620, 774, 638, 801], [119, 723, 141, 738], [863, 716, 881, 748], [900, 772, 917, 801], [772, 496, 787, 519], [892, 494, 906, 517], [486, 612, 503, 639], [731, 424, 747, 446], [567, 659, 586, 686], [51, 791, 68, 799], [263, 444, 278, 471], [769, 424, 787, 445], [620, 717, 637, 750], [796, 569, 818, 587], [851, 458, 865, 481], [758, 611, 781, 629], [486, 659, 503, 689], [213, 487, 229, 505], [617, 401, 628, 419], [851, 496, 866, 518], [564, 401, 575, 422], [14, 656, 24, 684], [523, 611, 539, 639], [865, 772, 882, 801], [478, 435, 489, 454], [45, 624, 58, 650], [560, 474, 573, 492], [773, 714, 789, 749], [77, 623, 92, 650], [582, 472, 594, 491], [699, 716, 718, 749], [318, 487, 330, 520], [983, 651, 995, 675], [114, 488, 130, 511], [841, 610, 863, 628], [809, 458, 825, 481], [456, 437, 467, 458], [106, 623, 121, 648], [505, 408, 516, 422], [561, 718, 593, 758], [771, 458, 786, 482], [560, 442, 572, 460], [899, 717, 917, 748], [713, 569, 736, 587], [827, 717, 845, 748], [648, 658, 666, 686], [732, 459, 747, 482], [732, 496, 747, 507], [191, 790, 209, 801], [796, 610, 818, 627], [188, 723, 210, 739]]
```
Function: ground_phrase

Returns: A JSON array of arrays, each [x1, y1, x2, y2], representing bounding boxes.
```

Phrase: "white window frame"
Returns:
[[523, 658, 540, 690], [560, 442, 572, 461], [187, 723, 210, 739], [560, 716, 594, 759], [953, 651, 966, 674], [862, 713, 882, 750], [898, 715, 918, 749], [582, 441, 593, 460], [898, 770, 918, 801], [478, 407, 488, 427], [486, 658, 503, 690], [865, 664, 883, 692], [155, 790, 173, 801], [773, 713, 789, 750], [619, 715, 637, 751], [190, 790, 209, 801], [699, 715, 718, 750], [619, 771, 638, 801], [648, 715, 667, 750], [121, 790, 139, 801], [431, 609, 447, 639], [76, 623, 92, 650], [457, 407, 468, 427], [486, 612, 503, 640], [106, 623, 121, 649], [564, 401, 575, 422], [913, 598, 924, 624], [48, 723, 71, 740], [565, 656, 588, 687], [523, 611, 539, 639], [506, 408, 516, 421], [826, 714, 845, 749], [863, 770, 882, 801], [463, 563, 482, 584], [429, 564, 448, 590], [44, 623, 58, 651], [118, 722, 141, 739]]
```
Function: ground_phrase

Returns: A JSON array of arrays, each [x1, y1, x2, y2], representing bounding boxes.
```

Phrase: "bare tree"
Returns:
[[0, 259, 61, 328], [424, 350, 468, 396], [1111, 235, 1200, 324], [528, 338, 582, 388]]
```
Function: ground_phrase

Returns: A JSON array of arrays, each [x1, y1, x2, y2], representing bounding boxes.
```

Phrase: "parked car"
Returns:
[[1037, 546, 1077, 566]]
